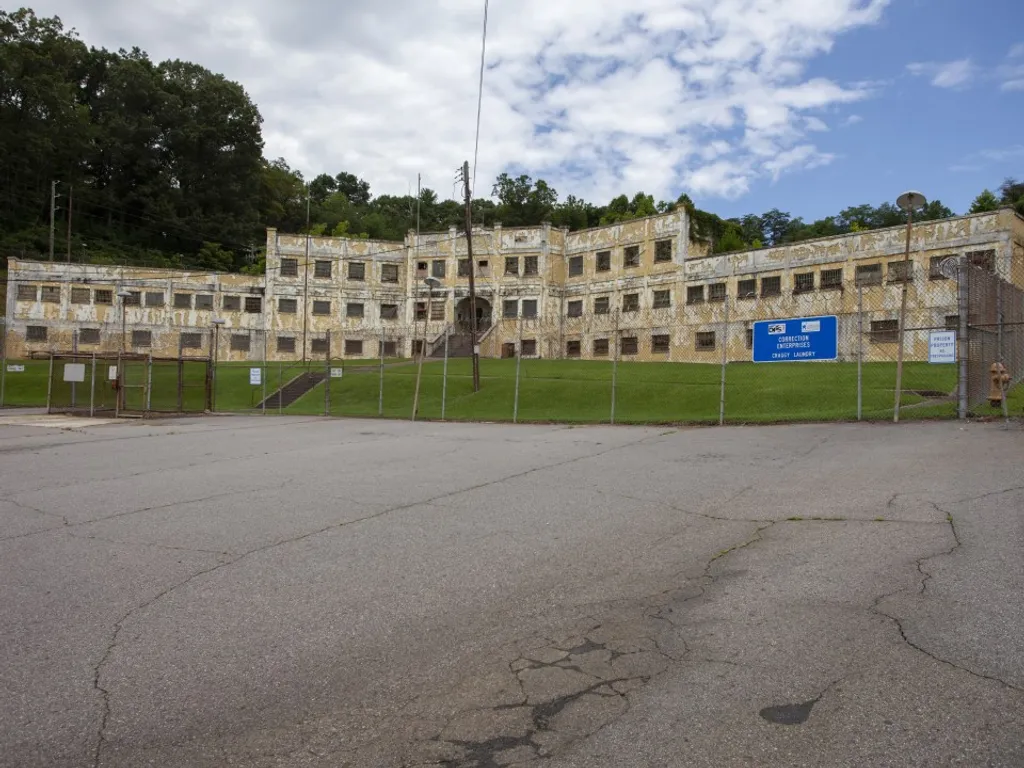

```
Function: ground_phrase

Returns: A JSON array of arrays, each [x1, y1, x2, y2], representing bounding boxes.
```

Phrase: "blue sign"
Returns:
[[752, 315, 838, 363]]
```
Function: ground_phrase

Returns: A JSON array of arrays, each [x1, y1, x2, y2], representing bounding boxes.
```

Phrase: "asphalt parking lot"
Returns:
[[1, 413, 1021, 767]]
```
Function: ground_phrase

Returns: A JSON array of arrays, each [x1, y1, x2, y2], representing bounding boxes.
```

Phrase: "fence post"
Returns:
[[378, 326, 385, 417], [46, 354, 54, 413], [324, 332, 331, 417], [145, 353, 152, 414], [262, 331, 267, 416], [1, 319, 7, 408], [958, 261, 969, 420], [115, 351, 122, 418], [857, 284, 864, 421], [278, 360, 283, 416], [997, 279, 1009, 426], [513, 317, 523, 423], [90, 353, 96, 417], [441, 328, 449, 420], [719, 298, 729, 425], [610, 311, 619, 425], [71, 330, 78, 408]]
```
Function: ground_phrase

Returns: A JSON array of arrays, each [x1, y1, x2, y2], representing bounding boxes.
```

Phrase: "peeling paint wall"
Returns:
[[5, 210, 1023, 364]]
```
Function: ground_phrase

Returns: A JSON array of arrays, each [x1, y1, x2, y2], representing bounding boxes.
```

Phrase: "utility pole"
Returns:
[[302, 184, 311, 363], [49, 180, 58, 261], [66, 185, 73, 264], [462, 160, 481, 391]]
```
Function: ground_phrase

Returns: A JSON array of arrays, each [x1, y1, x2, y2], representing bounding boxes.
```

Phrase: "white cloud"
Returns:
[[949, 145, 1024, 172], [842, 114, 863, 126], [907, 58, 976, 88], [1009, 43, 1024, 59], [1003, 79, 1024, 91], [31, 0, 891, 204]]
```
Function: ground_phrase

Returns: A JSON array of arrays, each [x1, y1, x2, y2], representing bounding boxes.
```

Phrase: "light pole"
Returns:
[[116, 289, 132, 354], [211, 317, 226, 411], [412, 277, 442, 420], [893, 190, 927, 423]]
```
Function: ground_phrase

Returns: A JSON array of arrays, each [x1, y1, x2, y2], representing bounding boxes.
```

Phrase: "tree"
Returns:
[[999, 178, 1024, 215], [760, 209, 793, 246], [969, 189, 999, 214]]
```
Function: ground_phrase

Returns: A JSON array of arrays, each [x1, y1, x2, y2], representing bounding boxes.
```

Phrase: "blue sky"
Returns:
[[31, 0, 1024, 225]]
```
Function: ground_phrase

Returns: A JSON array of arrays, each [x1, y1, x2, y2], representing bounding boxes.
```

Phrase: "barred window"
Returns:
[[195, 294, 213, 310], [522, 299, 538, 318], [244, 296, 262, 313], [348, 261, 365, 280], [794, 273, 815, 293], [568, 255, 584, 277], [887, 260, 912, 283], [416, 261, 429, 276], [223, 295, 241, 310], [761, 276, 782, 297], [430, 301, 445, 321], [17, 284, 37, 301], [620, 336, 639, 355], [71, 287, 91, 304], [654, 240, 672, 263], [623, 293, 639, 312], [79, 328, 100, 345], [870, 319, 899, 343], [432, 260, 446, 279], [505, 257, 519, 276], [280, 258, 298, 277], [381, 264, 399, 283], [415, 302, 427, 321], [458, 259, 471, 277], [855, 264, 883, 286], [687, 286, 705, 305], [653, 290, 671, 309], [173, 293, 192, 309], [945, 315, 959, 331], [346, 302, 364, 318], [593, 338, 609, 357], [314, 260, 332, 278], [524, 256, 538, 275], [345, 339, 363, 356], [277, 336, 296, 353], [95, 289, 113, 305], [145, 292, 164, 307], [708, 283, 727, 302], [967, 249, 995, 271], [567, 300, 583, 318], [566, 340, 581, 357], [312, 300, 331, 315], [41, 286, 61, 303], [503, 299, 518, 318], [821, 269, 843, 290], [594, 296, 610, 314], [381, 340, 398, 357], [521, 339, 537, 356], [623, 246, 640, 268], [26, 325, 47, 341], [230, 334, 250, 351], [278, 298, 297, 314], [180, 332, 202, 349], [131, 330, 152, 347], [411, 340, 424, 356], [123, 291, 141, 306], [695, 331, 716, 350], [745, 328, 753, 349], [929, 256, 950, 280], [380, 303, 399, 320], [737, 279, 756, 299], [596, 251, 611, 272], [652, 334, 670, 353], [311, 338, 329, 353]]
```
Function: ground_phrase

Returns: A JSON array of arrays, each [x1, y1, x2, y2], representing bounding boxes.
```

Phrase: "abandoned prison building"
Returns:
[[4, 208, 1024, 363]]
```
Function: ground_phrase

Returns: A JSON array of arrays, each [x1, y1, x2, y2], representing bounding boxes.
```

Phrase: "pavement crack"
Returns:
[[952, 485, 1024, 505], [609, 492, 772, 524], [64, 531, 234, 557]]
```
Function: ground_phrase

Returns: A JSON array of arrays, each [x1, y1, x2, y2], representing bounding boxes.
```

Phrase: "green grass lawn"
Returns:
[[6, 354, 1018, 425]]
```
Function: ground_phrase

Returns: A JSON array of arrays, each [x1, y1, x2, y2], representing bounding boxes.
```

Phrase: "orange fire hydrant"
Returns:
[[989, 362, 1010, 407]]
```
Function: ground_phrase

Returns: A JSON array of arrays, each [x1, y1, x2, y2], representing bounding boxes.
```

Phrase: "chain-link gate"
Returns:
[[962, 261, 1024, 413]]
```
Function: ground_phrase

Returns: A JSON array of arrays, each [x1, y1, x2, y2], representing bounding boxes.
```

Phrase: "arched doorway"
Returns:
[[455, 297, 492, 331]]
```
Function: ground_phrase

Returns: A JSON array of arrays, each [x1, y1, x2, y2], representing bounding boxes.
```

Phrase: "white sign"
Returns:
[[63, 363, 86, 383], [330, 367, 345, 378], [108, 365, 118, 381], [801, 320, 821, 333], [929, 331, 956, 364], [249, 367, 262, 385], [6, 364, 25, 373]]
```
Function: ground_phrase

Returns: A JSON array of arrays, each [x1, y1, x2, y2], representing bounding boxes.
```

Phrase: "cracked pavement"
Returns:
[[0, 415, 1022, 767]]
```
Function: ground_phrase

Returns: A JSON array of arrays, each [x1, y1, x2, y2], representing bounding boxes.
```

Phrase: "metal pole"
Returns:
[[718, 298, 728, 425], [145, 354, 152, 414], [412, 286, 432, 420], [49, 180, 57, 262], [463, 160, 481, 391], [513, 316, 523, 423], [115, 351, 122, 417], [857, 284, 864, 421], [46, 354, 54, 412], [893, 207, 914, 423], [958, 261, 969, 420], [0, 320, 6, 408], [378, 326, 385, 417], [302, 185, 311, 362], [261, 331, 267, 416], [89, 353, 96, 417], [211, 325, 219, 412], [66, 184, 73, 264], [441, 328, 450, 420], [278, 360, 283, 416], [610, 311, 619, 425], [324, 332, 331, 416], [997, 279, 1009, 427], [71, 330, 78, 408]]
